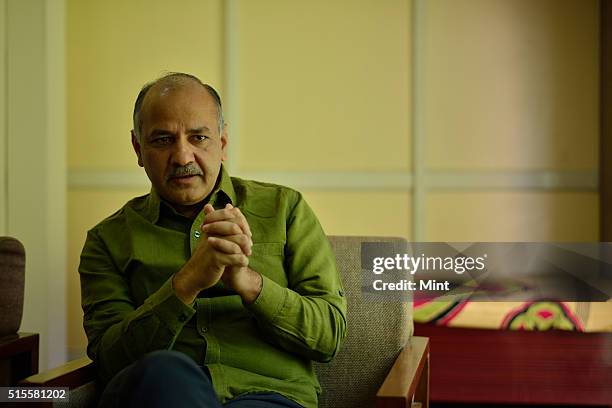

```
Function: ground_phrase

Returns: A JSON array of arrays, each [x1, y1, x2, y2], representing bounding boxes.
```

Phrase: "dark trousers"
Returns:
[[98, 350, 303, 408]]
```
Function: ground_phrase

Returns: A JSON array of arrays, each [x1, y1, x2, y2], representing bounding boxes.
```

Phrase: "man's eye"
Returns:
[[193, 135, 209, 142], [152, 136, 173, 145]]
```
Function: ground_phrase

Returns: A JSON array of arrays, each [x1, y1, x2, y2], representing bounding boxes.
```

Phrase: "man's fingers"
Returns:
[[223, 234, 252, 256], [208, 234, 252, 256], [206, 238, 249, 267], [207, 236, 242, 255], [215, 252, 249, 268], [235, 207, 252, 237], [203, 207, 252, 238], [225, 253, 249, 268], [203, 208, 235, 223], [202, 221, 243, 236], [204, 203, 215, 215]]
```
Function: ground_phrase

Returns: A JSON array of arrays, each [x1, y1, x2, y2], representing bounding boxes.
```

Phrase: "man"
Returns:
[[79, 73, 347, 408]]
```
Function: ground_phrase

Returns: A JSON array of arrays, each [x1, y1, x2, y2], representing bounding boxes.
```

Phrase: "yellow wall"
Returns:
[[420, 0, 599, 241], [235, 0, 412, 171], [67, 0, 224, 170], [426, 192, 598, 241], [424, 0, 598, 171], [66, 0, 598, 356], [303, 191, 412, 238]]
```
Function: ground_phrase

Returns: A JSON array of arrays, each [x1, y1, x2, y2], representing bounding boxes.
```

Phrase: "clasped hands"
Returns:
[[173, 203, 262, 305]]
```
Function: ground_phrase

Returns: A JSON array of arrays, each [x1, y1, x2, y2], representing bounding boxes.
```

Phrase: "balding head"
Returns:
[[132, 73, 224, 141]]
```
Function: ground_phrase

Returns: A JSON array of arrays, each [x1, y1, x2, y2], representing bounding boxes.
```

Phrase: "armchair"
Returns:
[[23, 236, 429, 407]]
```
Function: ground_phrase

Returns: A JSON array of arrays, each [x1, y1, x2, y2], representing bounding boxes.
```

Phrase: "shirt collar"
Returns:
[[142, 163, 236, 224], [215, 163, 237, 206]]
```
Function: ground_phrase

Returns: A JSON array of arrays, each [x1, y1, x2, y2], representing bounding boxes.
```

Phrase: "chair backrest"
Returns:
[[315, 236, 413, 408], [0, 236, 25, 336]]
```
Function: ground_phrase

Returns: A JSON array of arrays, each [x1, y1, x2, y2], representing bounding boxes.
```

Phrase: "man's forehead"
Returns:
[[141, 80, 216, 118], [146, 78, 211, 103]]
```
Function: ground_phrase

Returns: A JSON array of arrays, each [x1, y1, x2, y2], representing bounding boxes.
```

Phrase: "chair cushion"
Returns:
[[315, 236, 413, 408]]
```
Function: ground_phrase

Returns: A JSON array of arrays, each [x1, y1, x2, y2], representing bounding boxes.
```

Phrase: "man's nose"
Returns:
[[170, 137, 195, 166]]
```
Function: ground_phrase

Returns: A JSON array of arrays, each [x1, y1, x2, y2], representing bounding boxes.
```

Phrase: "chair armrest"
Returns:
[[376, 336, 430, 408], [20, 357, 95, 388]]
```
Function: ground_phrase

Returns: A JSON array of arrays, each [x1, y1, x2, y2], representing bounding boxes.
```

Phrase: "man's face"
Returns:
[[132, 81, 227, 216]]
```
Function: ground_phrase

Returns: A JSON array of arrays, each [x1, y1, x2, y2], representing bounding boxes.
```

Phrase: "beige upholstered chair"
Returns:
[[24, 236, 429, 408], [316, 236, 428, 408]]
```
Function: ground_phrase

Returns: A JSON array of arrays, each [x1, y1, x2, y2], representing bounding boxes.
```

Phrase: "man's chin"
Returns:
[[156, 177, 214, 210], [163, 187, 210, 207]]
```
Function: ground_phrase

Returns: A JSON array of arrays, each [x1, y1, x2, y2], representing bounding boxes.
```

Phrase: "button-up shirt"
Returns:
[[79, 165, 347, 407]]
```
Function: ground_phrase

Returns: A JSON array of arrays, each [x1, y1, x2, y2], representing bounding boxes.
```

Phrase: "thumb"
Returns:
[[204, 203, 215, 214]]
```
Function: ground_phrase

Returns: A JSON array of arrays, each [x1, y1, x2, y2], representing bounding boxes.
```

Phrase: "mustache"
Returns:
[[166, 163, 204, 180]]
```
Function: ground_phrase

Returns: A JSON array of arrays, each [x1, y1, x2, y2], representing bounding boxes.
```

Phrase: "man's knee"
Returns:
[[140, 350, 195, 370], [137, 350, 205, 386], [120, 351, 218, 407]]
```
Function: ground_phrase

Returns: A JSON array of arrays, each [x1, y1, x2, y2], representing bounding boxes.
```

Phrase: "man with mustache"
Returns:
[[79, 73, 347, 408]]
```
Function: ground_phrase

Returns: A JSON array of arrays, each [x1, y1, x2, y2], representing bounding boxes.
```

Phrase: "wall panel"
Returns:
[[303, 191, 411, 238], [425, 191, 598, 241], [423, 0, 599, 171], [67, 0, 224, 170], [234, 0, 412, 171]]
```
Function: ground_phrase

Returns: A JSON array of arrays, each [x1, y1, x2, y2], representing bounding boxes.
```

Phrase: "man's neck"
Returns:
[[168, 201, 206, 220]]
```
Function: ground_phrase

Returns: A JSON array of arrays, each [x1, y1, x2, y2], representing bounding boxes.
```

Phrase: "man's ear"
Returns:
[[131, 130, 144, 167], [220, 123, 229, 162]]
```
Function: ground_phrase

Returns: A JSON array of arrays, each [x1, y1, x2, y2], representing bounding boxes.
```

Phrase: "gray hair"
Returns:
[[132, 72, 225, 140]]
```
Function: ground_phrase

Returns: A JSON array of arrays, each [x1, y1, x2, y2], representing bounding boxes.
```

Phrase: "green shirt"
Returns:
[[79, 166, 347, 407]]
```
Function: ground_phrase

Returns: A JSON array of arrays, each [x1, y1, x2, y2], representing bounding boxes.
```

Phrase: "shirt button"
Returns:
[[194, 231, 201, 239], [200, 327, 208, 334]]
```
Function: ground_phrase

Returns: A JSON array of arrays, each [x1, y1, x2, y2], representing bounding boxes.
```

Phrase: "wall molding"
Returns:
[[427, 170, 598, 190], [68, 169, 150, 190], [224, 0, 240, 173], [412, 0, 426, 239], [67, 168, 598, 191]]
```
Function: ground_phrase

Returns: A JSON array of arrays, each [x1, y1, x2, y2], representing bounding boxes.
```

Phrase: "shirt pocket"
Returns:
[[249, 242, 287, 286]]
